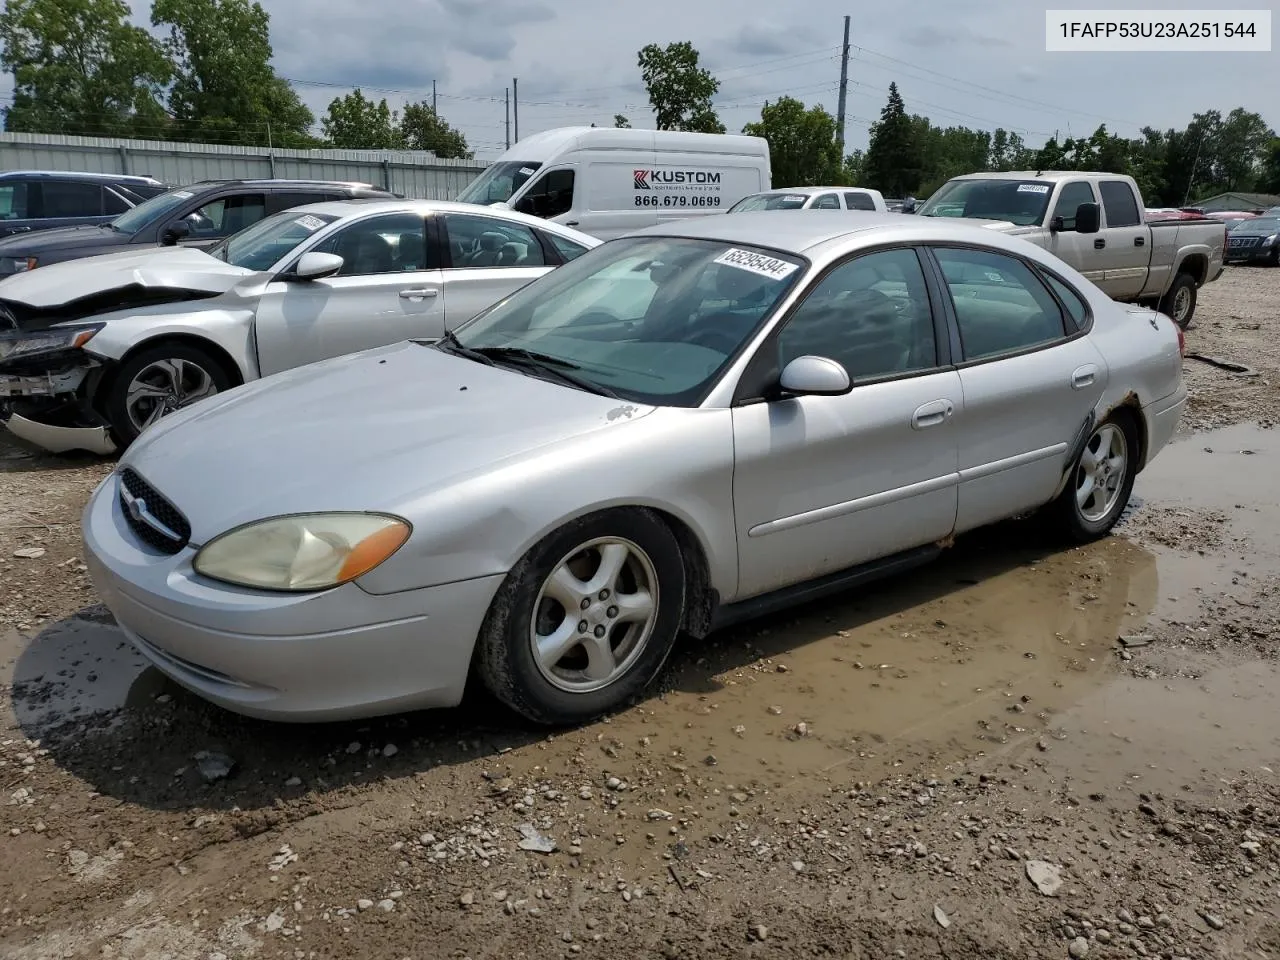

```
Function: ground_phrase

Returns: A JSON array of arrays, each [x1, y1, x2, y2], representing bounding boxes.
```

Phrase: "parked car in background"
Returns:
[[1205, 210, 1259, 223], [726, 186, 888, 213], [0, 171, 168, 239], [1223, 215, 1280, 265], [0, 179, 395, 279], [0, 200, 598, 454], [81, 211, 1185, 725], [916, 172, 1225, 328], [1218, 213, 1259, 235], [455, 126, 771, 240]]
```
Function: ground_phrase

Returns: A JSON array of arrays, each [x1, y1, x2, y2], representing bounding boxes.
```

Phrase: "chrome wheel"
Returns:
[[530, 537, 659, 694], [1173, 286, 1192, 325], [1075, 423, 1128, 523], [125, 358, 219, 432]]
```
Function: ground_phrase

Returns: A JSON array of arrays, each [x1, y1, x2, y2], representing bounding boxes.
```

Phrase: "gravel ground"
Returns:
[[1, 263, 1279, 960]]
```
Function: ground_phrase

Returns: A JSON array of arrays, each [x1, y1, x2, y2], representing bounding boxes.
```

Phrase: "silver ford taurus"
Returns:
[[81, 211, 1188, 725]]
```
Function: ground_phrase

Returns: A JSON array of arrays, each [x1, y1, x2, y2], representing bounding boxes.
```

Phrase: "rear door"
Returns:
[[929, 243, 1107, 533], [811, 192, 841, 210], [35, 179, 108, 228], [437, 211, 558, 331], [1096, 180, 1149, 298], [253, 211, 444, 375], [843, 191, 878, 211]]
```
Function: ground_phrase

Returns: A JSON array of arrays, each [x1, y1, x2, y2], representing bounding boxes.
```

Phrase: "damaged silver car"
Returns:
[[0, 199, 598, 455]]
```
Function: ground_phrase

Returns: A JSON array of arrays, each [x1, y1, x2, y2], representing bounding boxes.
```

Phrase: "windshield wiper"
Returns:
[[434, 335, 619, 398]]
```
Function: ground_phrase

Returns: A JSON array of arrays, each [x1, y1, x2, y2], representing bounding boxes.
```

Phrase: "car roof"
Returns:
[[750, 186, 878, 197], [279, 198, 601, 241], [625, 209, 1033, 256], [177, 179, 389, 192], [0, 170, 164, 184]]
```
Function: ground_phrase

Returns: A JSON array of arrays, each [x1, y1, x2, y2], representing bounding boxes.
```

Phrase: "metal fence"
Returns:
[[0, 132, 490, 199]]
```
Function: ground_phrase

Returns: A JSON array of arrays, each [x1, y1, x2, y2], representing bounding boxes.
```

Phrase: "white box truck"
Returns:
[[455, 126, 772, 240]]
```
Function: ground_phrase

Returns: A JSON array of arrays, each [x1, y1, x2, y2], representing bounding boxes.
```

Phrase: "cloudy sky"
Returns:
[[2, 0, 1276, 160]]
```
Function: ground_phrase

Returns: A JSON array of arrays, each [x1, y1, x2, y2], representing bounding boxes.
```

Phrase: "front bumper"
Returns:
[[0, 363, 116, 455], [82, 471, 505, 722]]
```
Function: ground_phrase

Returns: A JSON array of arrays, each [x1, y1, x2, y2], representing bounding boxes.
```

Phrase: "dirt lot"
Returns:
[[2, 265, 1279, 960]]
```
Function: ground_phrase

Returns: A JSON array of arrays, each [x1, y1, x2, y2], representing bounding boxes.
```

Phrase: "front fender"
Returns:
[[83, 309, 258, 380]]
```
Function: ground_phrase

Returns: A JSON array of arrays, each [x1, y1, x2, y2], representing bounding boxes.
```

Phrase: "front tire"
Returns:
[[1159, 272, 1197, 330], [103, 341, 232, 448], [475, 509, 686, 725], [1049, 413, 1139, 543]]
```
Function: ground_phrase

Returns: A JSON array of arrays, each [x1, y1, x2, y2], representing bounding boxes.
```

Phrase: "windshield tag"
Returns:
[[173, 190, 194, 199], [713, 248, 799, 280], [1017, 184, 1050, 194], [293, 214, 326, 231], [783, 195, 807, 202], [518, 166, 535, 175]]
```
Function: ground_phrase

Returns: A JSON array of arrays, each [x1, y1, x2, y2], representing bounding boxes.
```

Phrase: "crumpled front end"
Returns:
[[0, 319, 118, 455]]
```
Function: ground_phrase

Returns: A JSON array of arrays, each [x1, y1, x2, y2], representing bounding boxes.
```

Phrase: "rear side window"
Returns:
[[1041, 271, 1090, 331], [844, 191, 877, 211], [271, 191, 330, 212], [1098, 181, 1141, 228], [42, 181, 103, 218], [0, 182, 30, 220]]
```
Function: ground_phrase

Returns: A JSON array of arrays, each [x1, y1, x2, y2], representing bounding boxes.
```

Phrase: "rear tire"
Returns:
[[1049, 412, 1140, 544], [475, 509, 686, 726], [1159, 272, 1197, 330], [103, 341, 233, 449]]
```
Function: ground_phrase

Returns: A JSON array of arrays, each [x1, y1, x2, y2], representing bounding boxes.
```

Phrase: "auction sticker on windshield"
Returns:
[[713, 248, 800, 280], [1017, 184, 1051, 194], [173, 191, 194, 199], [293, 214, 327, 231]]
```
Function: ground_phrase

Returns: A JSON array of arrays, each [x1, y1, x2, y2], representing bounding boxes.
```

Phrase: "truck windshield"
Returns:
[[917, 179, 1054, 226], [728, 193, 810, 212], [456, 161, 542, 205]]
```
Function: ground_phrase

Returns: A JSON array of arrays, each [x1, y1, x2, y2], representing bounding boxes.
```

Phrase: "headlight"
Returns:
[[1, 257, 37, 273], [192, 512, 411, 592], [1264, 234, 1278, 247], [0, 323, 104, 362]]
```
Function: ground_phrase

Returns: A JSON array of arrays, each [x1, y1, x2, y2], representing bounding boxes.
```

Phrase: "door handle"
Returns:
[[1134, 236, 1145, 247], [564, 220, 580, 226], [1094, 238, 1106, 249], [1071, 364, 1098, 389], [911, 399, 954, 430], [399, 288, 439, 300]]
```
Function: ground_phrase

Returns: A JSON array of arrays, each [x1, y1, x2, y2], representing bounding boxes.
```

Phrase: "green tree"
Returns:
[[742, 97, 842, 186], [614, 114, 631, 128], [322, 89, 403, 149], [399, 102, 470, 158], [151, 0, 315, 146], [862, 83, 921, 196], [1259, 138, 1280, 194], [839, 149, 865, 186], [1213, 108, 1274, 191], [0, 0, 171, 137], [988, 129, 1033, 171], [637, 41, 724, 133]]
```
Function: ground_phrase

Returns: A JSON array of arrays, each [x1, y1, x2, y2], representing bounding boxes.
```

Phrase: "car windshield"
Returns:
[[728, 193, 810, 212], [916, 179, 1053, 226], [456, 161, 543, 205], [449, 236, 807, 406], [1236, 216, 1279, 232], [110, 184, 205, 234], [207, 209, 340, 269]]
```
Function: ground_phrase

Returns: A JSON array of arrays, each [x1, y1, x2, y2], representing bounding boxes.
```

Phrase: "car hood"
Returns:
[[1229, 224, 1280, 237], [119, 341, 656, 544], [0, 223, 132, 257], [0, 245, 255, 308]]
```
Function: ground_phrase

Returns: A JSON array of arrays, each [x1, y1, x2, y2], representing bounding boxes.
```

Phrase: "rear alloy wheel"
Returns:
[[1158, 272, 1197, 330], [1051, 415, 1138, 543], [104, 342, 232, 448], [475, 509, 686, 725]]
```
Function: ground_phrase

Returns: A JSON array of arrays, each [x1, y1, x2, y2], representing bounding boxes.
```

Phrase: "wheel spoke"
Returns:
[[544, 565, 589, 611], [126, 381, 169, 402], [181, 372, 217, 404], [535, 618, 581, 670], [613, 590, 654, 625], [1075, 474, 1096, 511], [1080, 445, 1098, 472], [585, 542, 629, 596], [149, 359, 184, 393], [582, 635, 618, 681]]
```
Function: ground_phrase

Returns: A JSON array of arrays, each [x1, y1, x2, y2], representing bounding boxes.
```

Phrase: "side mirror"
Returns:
[[293, 251, 344, 280], [161, 220, 190, 245], [777, 355, 851, 397], [1074, 202, 1101, 234], [901, 198, 917, 214], [1049, 215, 1065, 233]]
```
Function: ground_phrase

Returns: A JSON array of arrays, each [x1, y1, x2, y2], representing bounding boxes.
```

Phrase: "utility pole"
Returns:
[[432, 80, 437, 113], [835, 15, 851, 155], [505, 88, 511, 149], [513, 77, 519, 143]]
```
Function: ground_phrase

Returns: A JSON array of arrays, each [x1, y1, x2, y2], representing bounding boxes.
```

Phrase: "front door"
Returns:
[[253, 211, 444, 376], [437, 211, 557, 331], [731, 246, 961, 600], [1096, 179, 1150, 298], [1044, 179, 1106, 288], [928, 244, 1107, 533]]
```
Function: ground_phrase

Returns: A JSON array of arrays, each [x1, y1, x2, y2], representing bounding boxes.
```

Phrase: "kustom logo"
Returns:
[[633, 169, 722, 189], [634, 170, 651, 189]]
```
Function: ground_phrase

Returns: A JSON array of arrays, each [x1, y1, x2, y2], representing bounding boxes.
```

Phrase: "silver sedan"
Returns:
[[81, 211, 1188, 725]]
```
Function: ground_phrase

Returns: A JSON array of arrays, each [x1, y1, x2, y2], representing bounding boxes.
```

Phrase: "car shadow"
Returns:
[[9, 515, 1124, 815], [0, 432, 114, 473]]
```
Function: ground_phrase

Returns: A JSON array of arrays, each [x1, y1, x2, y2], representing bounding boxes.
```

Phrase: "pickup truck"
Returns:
[[914, 171, 1226, 328]]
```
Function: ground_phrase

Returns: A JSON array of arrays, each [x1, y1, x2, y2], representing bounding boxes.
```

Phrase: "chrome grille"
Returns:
[[118, 468, 191, 554]]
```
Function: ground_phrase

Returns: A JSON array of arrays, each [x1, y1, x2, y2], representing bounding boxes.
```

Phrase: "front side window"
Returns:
[[812, 193, 841, 210], [313, 213, 428, 276], [1098, 180, 1141, 228], [845, 191, 877, 211], [210, 209, 339, 270], [452, 237, 806, 405], [1051, 181, 1097, 230], [442, 213, 547, 268], [777, 248, 938, 380], [111, 184, 209, 233], [41, 181, 103, 218], [185, 193, 268, 238], [514, 169, 575, 219], [456, 161, 542, 205], [933, 246, 1067, 360], [917, 179, 1053, 226], [0, 182, 30, 220]]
